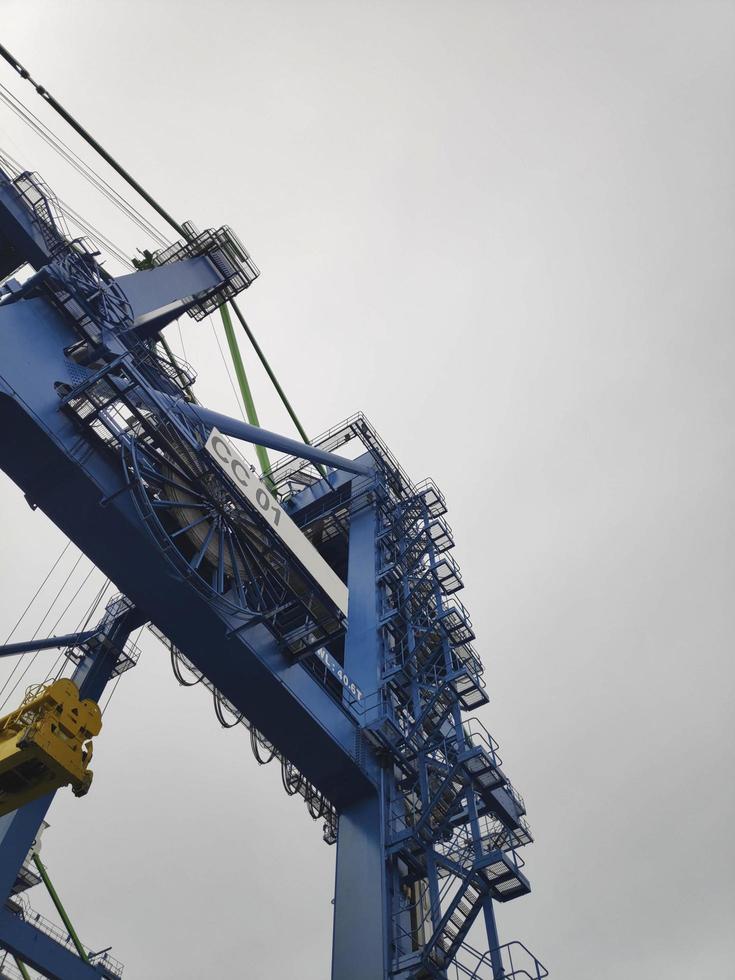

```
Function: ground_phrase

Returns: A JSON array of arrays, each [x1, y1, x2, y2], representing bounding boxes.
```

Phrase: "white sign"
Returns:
[[205, 428, 349, 616], [316, 647, 364, 702]]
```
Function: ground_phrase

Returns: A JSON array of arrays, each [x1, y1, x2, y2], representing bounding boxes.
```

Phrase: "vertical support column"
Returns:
[[332, 496, 387, 980], [482, 898, 504, 978]]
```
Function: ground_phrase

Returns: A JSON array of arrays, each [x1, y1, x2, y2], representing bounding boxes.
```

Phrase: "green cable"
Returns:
[[32, 852, 90, 964]]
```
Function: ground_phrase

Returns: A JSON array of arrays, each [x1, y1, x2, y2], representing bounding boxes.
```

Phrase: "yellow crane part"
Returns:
[[0, 679, 101, 818]]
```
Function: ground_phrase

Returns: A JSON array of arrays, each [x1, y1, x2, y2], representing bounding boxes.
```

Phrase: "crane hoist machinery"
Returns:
[[0, 680, 101, 818], [0, 40, 547, 980]]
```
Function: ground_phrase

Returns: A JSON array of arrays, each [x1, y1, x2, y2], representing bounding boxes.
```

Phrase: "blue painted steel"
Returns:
[[332, 793, 386, 980], [0, 631, 98, 658], [116, 260, 223, 320], [175, 402, 373, 478], [0, 162, 544, 979], [0, 909, 114, 980], [332, 498, 386, 980], [0, 172, 376, 808], [0, 597, 142, 978]]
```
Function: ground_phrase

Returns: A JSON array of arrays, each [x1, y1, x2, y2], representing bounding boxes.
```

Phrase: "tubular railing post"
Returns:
[[31, 852, 90, 964]]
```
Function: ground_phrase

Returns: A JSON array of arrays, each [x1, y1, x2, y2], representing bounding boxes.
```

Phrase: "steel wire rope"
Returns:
[[0, 145, 133, 269], [0, 562, 96, 710], [46, 565, 97, 637], [1, 540, 71, 645], [0, 94, 167, 253], [0, 44, 323, 465], [101, 624, 145, 716], [0, 83, 169, 246], [208, 314, 247, 423], [57, 200, 135, 269], [0, 548, 82, 706], [49, 577, 112, 681]]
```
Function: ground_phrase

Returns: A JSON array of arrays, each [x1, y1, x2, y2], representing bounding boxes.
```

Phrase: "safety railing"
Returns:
[[13, 170, 70, 255], [149, 343, 198, 392], [391, 859, 460, 956], [150, 224, 259, 320], [462, 719, 502, 769], [504, 780, 526, 817], [0, 953, 24, 980], [6, 897, 124, 977], [448, 940, 548, 979]]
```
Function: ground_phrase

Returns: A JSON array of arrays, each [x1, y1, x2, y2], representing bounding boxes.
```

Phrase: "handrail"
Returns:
[[6, 897, 124, 977], [448, 940, 548, 980]]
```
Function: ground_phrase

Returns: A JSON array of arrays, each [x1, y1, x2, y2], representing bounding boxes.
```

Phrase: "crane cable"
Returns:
[[0, 42, 323, 469], [0, 147, 135, 269], [0, 550, 83, 705], [0, 82, 168, 247], [0, 561, 96, 711]]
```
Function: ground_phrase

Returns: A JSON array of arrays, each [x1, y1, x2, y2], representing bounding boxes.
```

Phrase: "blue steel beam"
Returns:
[[332, 501, 387, 980], [0, 631, 98, 659], [115, 260, 223, 321], [0, 296, 376, 807], [174, 401, 373, 478], [0, 908, 113, 980]]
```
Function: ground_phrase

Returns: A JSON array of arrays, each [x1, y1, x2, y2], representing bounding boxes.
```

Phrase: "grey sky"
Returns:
[[0, 1, 733, 977]]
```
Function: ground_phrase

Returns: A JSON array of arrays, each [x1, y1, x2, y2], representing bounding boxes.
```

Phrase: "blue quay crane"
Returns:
[[0, 44, 546, 980]]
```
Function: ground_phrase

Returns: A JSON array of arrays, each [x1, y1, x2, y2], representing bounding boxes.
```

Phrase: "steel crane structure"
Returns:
[[0, 49, 547, 980]]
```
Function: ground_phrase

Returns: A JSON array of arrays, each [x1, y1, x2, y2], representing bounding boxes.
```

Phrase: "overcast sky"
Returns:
[[0, 2, 733, 978]]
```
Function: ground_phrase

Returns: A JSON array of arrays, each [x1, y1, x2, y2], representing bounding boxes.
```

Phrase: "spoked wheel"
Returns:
[[55, 246, 133, 331], [125, 428, 292, 619]]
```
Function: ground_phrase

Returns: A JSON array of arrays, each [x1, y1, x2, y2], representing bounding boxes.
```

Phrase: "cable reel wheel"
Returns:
[[126, 427, 290, 619], [54, 244, 133, 331]]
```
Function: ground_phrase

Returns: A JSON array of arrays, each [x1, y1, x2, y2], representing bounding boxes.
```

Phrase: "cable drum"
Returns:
[[53, 245, 133, 331], [125, 433, 291, 621]]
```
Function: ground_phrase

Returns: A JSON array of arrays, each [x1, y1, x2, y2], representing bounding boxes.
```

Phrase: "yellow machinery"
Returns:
[[0, 679, 101, 818]]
